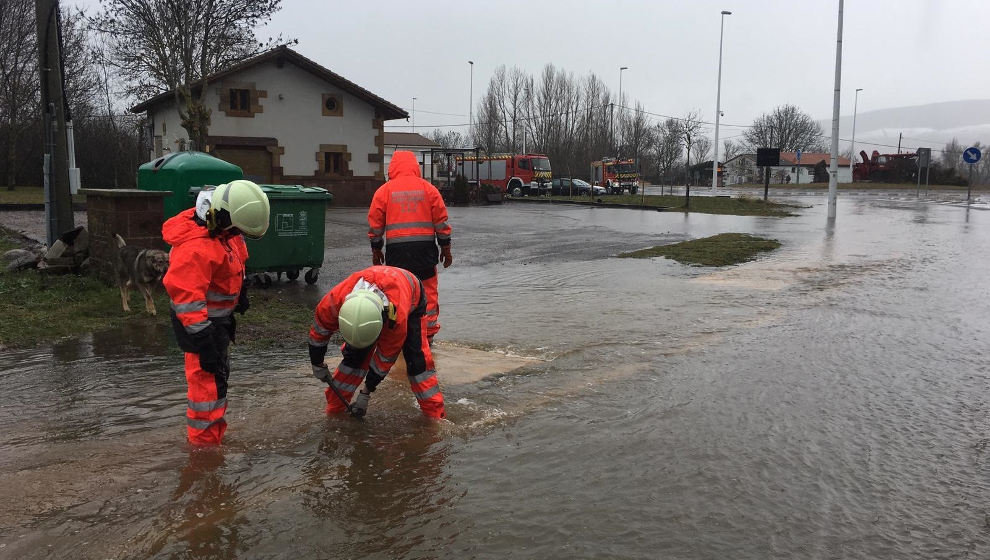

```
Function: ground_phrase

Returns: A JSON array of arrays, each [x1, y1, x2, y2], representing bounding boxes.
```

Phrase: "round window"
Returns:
[[325, 97, 337, 112]]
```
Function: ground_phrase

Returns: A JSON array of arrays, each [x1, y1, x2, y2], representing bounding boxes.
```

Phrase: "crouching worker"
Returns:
[[308, 265, 446, 419], [163, 180, 270, 446]]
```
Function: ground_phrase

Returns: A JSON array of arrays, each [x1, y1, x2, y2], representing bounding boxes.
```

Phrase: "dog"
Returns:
[[113, 234, 169, 315]]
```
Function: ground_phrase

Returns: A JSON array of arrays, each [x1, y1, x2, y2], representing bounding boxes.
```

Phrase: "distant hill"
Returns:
[[821, 99, 990, 157]]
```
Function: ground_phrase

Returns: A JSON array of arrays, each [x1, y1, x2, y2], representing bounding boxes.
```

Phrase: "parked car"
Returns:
[[551, 178, 606, 196]]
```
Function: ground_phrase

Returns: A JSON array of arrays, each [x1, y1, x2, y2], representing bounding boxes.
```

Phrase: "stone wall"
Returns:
[[79, 189, 171, 283]]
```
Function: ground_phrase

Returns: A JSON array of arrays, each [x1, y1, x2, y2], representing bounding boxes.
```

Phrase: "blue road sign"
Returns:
[[796, 149, 802, 161], [963, 146, 981, 164]]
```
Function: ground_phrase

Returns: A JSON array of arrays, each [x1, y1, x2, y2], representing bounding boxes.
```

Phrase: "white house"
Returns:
[[724, 152, 852, 185], [130, 46, 408, 205], [383, 132, 439, 178]]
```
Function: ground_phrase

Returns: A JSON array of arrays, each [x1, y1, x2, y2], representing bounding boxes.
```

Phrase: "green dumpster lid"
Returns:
[[187, 184, 332, 200], [257, 185, 333, 199]]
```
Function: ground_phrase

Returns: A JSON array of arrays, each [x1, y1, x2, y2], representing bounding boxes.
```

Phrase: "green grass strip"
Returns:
[[618, 232, 781, 266]]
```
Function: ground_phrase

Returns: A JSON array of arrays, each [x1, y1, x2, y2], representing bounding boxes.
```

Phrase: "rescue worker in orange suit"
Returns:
[[163, 180, 271, 446], [308, 265, 446, 419], [368, 150, 452, 344]]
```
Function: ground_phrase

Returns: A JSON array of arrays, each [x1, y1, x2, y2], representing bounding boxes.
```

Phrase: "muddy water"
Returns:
[[3, 197, 990, 559]]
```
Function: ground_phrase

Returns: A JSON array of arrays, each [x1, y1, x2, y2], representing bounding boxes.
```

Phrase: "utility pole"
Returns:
[[711, 10, 732, 193], [35, 0, 73, 247], [826, 0, 843, 220], [897, 132, 902, 154]]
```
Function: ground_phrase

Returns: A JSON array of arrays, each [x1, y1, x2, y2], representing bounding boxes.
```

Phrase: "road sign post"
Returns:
[[795, 149, 802, 187], [963, 147, 981, 203], [757, 148, 781, 201], [916, 148, 931, 198]]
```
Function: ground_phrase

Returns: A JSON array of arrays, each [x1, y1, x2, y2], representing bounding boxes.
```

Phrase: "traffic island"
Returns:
[[618, 233, 781, 266], [533, 194, 798, 217]]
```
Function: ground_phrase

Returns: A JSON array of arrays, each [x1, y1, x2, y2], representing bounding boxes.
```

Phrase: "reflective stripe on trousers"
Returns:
[[422, 273, 440, 338], [184, 351, 228, 446]]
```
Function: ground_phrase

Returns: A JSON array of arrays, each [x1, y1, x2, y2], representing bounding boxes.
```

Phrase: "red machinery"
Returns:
[[853, 150, 918, 182]]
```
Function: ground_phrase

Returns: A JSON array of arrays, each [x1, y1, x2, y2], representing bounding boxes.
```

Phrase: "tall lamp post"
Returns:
[[411, 97, 417, 132], [711, 9, 732, 193], [850, 88, 863, 182], [617, 66, 628, 190], [826, 0, 844, 220], [468, 61, 474, 144]]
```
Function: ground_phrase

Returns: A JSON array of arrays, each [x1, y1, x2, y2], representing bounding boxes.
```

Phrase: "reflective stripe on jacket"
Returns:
[[162, 208, 248, 334], [368, 150, 451, 250], [309, 266, 422, 377]]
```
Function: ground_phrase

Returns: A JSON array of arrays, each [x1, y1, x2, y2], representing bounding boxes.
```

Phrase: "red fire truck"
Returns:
[[455, 153, 553, 196], [591, 158, 640, 194]]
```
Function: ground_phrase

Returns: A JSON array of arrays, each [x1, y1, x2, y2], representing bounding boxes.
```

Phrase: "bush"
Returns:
[[452, 174, 470, 204]]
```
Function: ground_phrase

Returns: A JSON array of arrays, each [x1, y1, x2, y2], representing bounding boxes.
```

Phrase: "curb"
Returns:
[[507, 197, 675, 211], [0, 203, 87, 211]]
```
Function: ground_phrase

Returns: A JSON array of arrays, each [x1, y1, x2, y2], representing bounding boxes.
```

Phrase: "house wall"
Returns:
[[147, 60, 382, 178]]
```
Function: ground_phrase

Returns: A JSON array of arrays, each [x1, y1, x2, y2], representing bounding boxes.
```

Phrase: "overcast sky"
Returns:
[[75, 0, 990, 142]]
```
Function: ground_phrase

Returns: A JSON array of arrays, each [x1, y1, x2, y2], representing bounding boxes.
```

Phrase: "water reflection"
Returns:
[[300, 422, 455, 558], [147, 448, 244, 559]]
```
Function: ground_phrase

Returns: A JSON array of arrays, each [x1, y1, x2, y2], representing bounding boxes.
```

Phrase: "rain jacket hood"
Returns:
[[162, 208, 209, 247], [388, 150, 422, 180]]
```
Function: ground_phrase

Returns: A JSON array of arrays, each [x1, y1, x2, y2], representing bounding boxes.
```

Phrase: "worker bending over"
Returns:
[[308, 265, 446, 419]]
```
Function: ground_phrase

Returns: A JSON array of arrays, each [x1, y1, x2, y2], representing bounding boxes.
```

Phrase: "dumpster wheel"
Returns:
[[305, 268, 320, 285], [286, 269, 300, 281]]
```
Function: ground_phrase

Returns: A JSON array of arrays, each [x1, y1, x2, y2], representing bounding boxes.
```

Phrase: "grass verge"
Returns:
[[0, 226, 317, 350], [618, 232, 781, 266], [0, 185, 86, 205], [547, 193, 798, 217]]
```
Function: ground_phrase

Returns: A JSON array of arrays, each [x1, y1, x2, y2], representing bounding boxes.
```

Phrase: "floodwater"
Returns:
[[3, 195, 990, 559]]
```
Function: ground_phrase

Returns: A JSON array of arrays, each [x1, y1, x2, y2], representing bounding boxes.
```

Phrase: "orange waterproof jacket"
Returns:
[[309, 266, 423, 379], [163, 208, 248, 337], [368, 151, 451, 251]]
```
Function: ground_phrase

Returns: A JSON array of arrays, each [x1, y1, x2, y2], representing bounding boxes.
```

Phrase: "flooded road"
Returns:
[[3, 196, 990, 558]]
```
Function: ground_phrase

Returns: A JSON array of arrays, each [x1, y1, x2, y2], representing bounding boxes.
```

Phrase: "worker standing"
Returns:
[[368, 150, 452, 344], [163, 180, 270, 446], [308, 265, 445, 419]]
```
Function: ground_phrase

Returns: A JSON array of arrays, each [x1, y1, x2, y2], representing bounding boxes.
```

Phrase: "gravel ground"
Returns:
[[0, 211, 87, 244]]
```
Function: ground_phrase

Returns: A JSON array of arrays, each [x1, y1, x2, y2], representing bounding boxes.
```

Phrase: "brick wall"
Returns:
[[79, 189, 171, 283]]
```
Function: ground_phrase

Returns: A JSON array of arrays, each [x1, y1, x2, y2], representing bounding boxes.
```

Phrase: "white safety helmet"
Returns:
[[338, 289, 385, 348], [209, 180, 270, 239]]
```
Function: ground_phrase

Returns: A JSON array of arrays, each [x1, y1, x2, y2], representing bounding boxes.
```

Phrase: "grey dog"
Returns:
[[114, 234, 169, 315]]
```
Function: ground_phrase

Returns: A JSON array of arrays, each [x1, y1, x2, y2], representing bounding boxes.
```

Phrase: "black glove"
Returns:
[[192, 327, 224, 374], [309, 342, 328, 366], [235, 285, 249, 314]]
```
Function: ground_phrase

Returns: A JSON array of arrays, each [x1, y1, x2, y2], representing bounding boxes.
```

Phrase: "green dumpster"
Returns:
[[139, 151, 243, 219], [190, 184, 333, 285]]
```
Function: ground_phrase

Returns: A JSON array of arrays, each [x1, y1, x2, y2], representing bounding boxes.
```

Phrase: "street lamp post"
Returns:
[[615, 67, 628, 157], [711, 10, 732, 194], [616, 66, 628, 193], [468, 61, 474, 144], [850, 88, 863, 182], [827, 0, 844, 220], [412, 97, 417, 132]]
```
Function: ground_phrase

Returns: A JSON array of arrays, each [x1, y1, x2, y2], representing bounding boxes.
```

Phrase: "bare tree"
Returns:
[[428, 129, 465, 149], [622, 102, 650, 168], [691, 135, 712, 165], [722, 139, 740, 162], [91, 0, 289, 150], [0, 0, 38, 189], [679, 110, 704, 186], [653, 118, 682, 185], [743, 104, 825, 152]]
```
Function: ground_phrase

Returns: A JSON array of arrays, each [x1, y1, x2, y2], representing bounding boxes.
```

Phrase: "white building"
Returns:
[[130, 46, 408, 205], [724, 152, 852, 185], [383, 132, 439, 178]]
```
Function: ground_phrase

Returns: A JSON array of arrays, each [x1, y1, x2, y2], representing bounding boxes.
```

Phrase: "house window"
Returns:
[[324, 152, 344, 175], [322, 93, 343, 117], [230, 89, 251, 112]]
